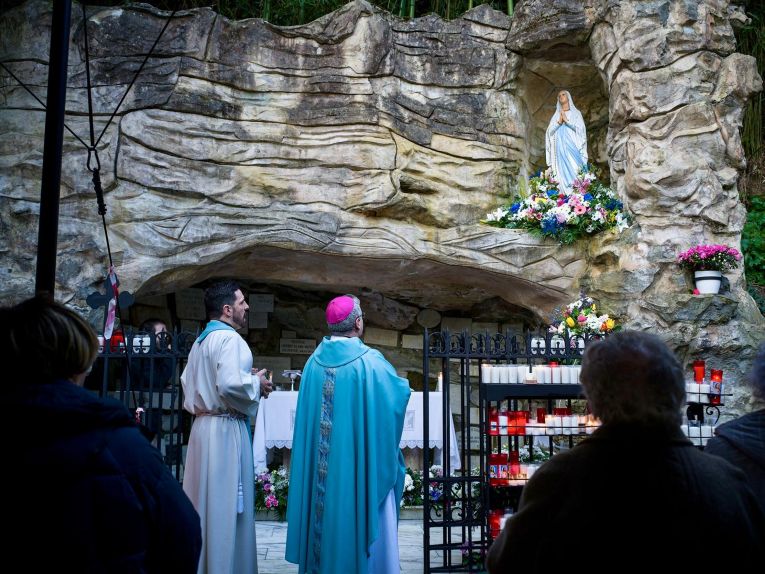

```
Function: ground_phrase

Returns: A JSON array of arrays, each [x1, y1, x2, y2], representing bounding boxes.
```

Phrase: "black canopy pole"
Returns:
[[35, 0, 72, 297]]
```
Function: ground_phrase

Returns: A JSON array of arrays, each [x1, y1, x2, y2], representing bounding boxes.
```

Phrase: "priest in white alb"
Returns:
[[181, 280, 272, 574]]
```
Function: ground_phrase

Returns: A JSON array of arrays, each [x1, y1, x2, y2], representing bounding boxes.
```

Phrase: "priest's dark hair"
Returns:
[[580, 330, 685, 426], [1, 295, 98, 383], [204, 280, 241, 320]]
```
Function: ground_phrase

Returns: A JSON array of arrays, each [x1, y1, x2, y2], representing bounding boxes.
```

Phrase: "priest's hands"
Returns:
[[253, 368, 274, 399]]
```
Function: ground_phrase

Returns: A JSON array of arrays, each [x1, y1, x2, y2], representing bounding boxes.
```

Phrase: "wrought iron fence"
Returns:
[[84, 328, 197, 481], [422, 328, 597, 572]]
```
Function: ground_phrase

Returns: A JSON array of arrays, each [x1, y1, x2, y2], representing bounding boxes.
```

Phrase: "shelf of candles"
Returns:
[[485, 383, 583, 401], [480, 363, 582, 385], [487, 413, 601, 436], [684, 382, 731, 405]]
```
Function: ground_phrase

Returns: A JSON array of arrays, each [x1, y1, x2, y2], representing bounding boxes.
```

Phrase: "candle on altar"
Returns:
[[437, 372, 443, 392]]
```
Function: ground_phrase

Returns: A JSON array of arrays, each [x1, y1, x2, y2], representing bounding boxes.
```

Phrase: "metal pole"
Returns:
[[35, 0, 72, 297]]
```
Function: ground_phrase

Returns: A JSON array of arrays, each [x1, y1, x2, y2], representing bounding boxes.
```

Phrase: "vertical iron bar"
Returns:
[[35, 0, 72, 296]]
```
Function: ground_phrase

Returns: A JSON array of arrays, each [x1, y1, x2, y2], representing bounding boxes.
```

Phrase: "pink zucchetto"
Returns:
[[326, 295, 356, 325]]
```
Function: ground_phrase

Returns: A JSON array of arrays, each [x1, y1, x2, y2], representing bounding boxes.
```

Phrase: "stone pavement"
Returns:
[[256, 520, 426, 573]]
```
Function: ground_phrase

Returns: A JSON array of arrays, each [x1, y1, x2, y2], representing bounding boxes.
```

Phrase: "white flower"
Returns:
[[404, 474, 414, 491], [615, 213, 629, 232], [485, 207, 507, 222]]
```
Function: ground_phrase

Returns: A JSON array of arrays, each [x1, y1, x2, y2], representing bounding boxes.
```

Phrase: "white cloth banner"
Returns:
[[253, 391, 461, 472]]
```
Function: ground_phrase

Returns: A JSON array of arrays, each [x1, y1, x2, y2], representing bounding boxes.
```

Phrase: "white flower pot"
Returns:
[[694, 270, 722, 294]]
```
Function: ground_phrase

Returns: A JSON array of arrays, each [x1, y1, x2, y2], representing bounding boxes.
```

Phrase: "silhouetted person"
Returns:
[[487, 331, 765, 572], [1, 296, 201, 573], [705, 341, 765, 515]]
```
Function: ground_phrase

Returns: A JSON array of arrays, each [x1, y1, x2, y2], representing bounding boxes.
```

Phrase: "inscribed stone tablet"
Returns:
[[401, 334, 424, 350], [176, 288, 206, 320], [279, 338, 317, 354], [249, 294, 274, 312], [364, 327, 399, 347]]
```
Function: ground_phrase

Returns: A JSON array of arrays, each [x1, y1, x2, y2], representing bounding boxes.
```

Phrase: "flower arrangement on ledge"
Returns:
[[255, 466, 289, 520], [677, 244, 742, 272], [483, 166, 631, 244], [549, 295, 618, 337]]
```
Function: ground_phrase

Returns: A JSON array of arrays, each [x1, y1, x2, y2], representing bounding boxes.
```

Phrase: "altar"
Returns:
[[253, 391, 461, 472]]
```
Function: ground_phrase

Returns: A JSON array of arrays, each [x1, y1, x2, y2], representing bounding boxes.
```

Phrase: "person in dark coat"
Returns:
[[487, 331, 765, 572], [705, 341, 765, 515], [0, 296, 201, 573]]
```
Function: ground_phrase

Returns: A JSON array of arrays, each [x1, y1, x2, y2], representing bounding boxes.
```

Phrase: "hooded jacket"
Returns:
[[705, 408, 765, 515], [3, 380, 201, 573]]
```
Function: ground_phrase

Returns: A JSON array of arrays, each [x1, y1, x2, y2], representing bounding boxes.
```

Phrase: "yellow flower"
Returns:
[[591, 303, 596, 311], [605, 318, 615, 331], [566, 317, 576, 328]]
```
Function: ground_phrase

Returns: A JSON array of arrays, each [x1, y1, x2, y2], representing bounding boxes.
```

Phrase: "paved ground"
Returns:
[[256, 520, 426, 573]]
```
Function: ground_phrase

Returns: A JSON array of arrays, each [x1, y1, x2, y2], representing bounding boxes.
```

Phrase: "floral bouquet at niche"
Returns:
[[255, 466, 289, 520], [676, 244, 742, 273], [483, 165, 631, 244], [549, 295, 618, 337]]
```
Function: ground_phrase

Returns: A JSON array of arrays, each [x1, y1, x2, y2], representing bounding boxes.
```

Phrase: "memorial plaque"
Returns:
[[248, 311, 268, 329], [401, 334, 423, 350], [176, 288, 206, 320], [440, 317, 472, 334], [472, 322, 498, 334], [364, 327, 399, 347], [249, 294, 274, 312], [279, 338, 317, 354]]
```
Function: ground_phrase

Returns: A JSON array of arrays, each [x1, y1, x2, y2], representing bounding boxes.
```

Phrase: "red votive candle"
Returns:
[[710, 369, 723, 405], [693, 360, 705, 382]]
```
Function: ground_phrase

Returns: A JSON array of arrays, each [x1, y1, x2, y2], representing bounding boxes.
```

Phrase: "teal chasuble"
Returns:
[[285, 336, 411, 574]]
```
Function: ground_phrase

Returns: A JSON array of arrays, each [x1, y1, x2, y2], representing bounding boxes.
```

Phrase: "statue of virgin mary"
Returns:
[[545, 90, 588, 193]]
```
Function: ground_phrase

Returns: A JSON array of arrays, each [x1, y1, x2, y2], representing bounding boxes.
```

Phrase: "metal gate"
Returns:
[[422, 328, 590, 572]]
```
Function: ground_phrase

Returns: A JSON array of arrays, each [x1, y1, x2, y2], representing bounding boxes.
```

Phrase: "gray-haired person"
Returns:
[[487, 331, 765, 572]]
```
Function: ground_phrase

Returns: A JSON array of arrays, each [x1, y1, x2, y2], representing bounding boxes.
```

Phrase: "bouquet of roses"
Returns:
[[676, 244, 742, 273], [549, 295, 618, 337], [484, 166, 630, 244]]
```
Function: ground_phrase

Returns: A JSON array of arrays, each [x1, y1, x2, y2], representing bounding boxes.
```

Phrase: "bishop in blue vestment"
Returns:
[[286, 295, 411, 574]]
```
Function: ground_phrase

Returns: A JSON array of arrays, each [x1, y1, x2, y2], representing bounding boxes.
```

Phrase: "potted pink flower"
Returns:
[[676, 244, 742, 294]]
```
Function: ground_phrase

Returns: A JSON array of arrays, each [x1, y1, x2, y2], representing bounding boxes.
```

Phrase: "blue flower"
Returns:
[[541, 216, 562, 235], [510, 202, 521, 214], [583, 193, 593, 202], [546, 189, 558, 198], [605, 199, 622, 210]]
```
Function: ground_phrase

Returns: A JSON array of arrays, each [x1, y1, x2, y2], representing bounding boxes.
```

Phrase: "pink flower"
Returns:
[[577, 315, 587, 323], [263, 483, 272, 492], [574, 205, 587, 215], [693, 288, 700, 295], [265, 494, 279, 508]]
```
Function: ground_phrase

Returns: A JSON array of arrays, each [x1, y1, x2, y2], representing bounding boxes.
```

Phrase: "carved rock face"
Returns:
[[0, 0, 763, 412]]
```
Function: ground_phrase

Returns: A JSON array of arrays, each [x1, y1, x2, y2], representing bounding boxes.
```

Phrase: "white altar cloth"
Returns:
[[253, 391, 461, 472]]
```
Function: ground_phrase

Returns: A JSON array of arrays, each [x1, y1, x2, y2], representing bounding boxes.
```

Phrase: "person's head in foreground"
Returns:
[[2, 295, 98, 386], [580, 330, 685, 427]]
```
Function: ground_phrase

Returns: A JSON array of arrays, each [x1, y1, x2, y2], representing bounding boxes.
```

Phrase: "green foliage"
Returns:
[[734, 6, 764, 163], [743, 196, 765, 286], [100, 1, 514, 24]]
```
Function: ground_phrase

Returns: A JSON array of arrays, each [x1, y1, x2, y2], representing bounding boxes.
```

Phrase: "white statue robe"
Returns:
[[181, 328, 261, 574], [545, 90, 588, 193]]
